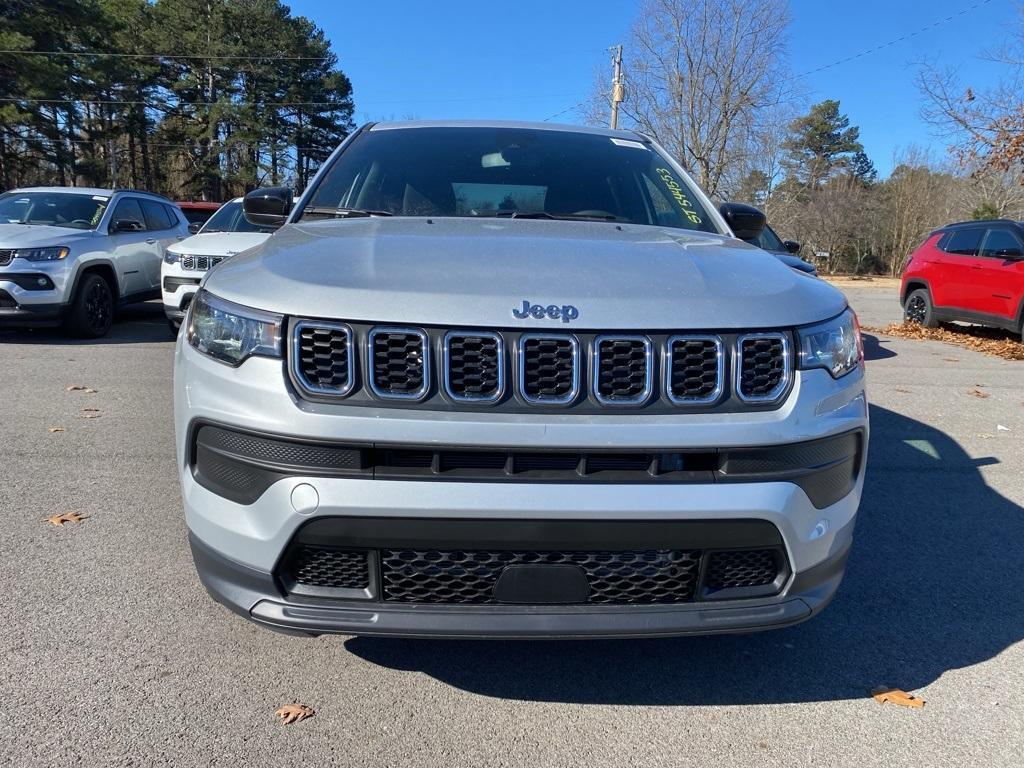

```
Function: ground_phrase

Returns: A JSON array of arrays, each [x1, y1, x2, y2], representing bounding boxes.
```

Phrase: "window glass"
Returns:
[[199, 200, 278, 233], [305, 127, 718, 233], [943, 228, 983, 256], [164, 204, 183, 226], [110, 198, 147, 231], [142, 200, 173, 230], [980, 228, 1023, 257], [745, 224, 785, 252], [182, 207, 215, 225], [0, 191, 108, 230]]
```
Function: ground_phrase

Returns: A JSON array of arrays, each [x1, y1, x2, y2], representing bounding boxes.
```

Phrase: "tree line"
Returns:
[[597, 0, 1024, 275], [0, 0, 354, 201]]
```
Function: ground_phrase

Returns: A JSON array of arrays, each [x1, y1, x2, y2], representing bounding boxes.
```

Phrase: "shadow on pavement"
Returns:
[[0, 301, 174, 345], [346, 404, 1024, 704], [861, 332, 896, 361]]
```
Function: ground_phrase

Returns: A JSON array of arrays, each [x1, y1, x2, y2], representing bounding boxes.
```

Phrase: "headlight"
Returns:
[[164, 249, 180, 265], [18, 246, 70, 261], [796, 308, 863, 379], [186, 289, 282, 366]]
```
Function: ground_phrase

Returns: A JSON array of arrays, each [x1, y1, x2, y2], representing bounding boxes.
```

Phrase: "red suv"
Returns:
[[901, 219, 1024, 340]]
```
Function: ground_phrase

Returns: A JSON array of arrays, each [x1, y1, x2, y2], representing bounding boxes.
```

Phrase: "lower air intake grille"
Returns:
[[380, 549, 701, 604], [738, 333, 788, 401], [595, 337, 650, 403], [520, 334, 578, 404], [445, 332, 502, 401], [667, 336, 722, 403], [285, 546, 370, 590], [0, 289, 16, 309], [293, 321, 353, 395], [369, 328, 428, 399], [704, 549, 778, 589]]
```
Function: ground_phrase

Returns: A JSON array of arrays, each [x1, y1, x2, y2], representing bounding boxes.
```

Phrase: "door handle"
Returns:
[[146, 238, 156, 244]]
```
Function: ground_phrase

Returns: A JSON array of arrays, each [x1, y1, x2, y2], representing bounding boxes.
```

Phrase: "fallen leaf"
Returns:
[[43, 512, 88, 527], [968, 388, 991, 399], [942, 358, 959, 363], [978, 433, 994, 439], [871, 686, 925, 708], [66, 384, 88, 391], [47, 427, 65, 433], [894, 387, 911, 393], [275, 703, 315, 725], [997, 424, 1011, 432], [82, 407, 99, 412], [79, 413, 101, 419], [861, 323, 1024, 361]]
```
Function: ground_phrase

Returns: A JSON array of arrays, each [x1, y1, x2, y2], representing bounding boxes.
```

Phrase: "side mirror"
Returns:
[[188, 221, 203, 235], [783, 240, 801, 255], [996, 247, 1024, 260], [243, 186, 293, 227], [110, 218, 144, 233], [719, 202, 766, 241]]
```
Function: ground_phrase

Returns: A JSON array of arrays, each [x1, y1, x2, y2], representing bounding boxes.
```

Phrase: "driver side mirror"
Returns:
[[243, 186, 293, 227], [783, 240, 801, 255], [110, 218, 144, 233], [718, 202, 766, 241], [188, 222, 203, 235]]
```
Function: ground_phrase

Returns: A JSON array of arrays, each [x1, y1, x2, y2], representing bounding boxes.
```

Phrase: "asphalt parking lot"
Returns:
[[2, 286, 1022, 767]]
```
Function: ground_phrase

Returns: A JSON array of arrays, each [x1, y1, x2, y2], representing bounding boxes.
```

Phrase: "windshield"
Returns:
[[303, 127, 718, 233], [746, 224, 785, 252], [0, 191, 108, 230], [200, 200, 278, 234]]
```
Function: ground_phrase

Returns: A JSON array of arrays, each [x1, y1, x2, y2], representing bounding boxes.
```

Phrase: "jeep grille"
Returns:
[[181, 254, 224, 271]]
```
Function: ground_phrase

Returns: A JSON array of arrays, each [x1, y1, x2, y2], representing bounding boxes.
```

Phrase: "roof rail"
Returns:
[[941, 218, 1017, 229], [110, 188, 175, 202]]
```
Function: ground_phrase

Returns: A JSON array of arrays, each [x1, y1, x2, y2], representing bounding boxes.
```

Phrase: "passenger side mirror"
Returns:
[[719, 202, 766, 241], [996, 247, 1024, 260], [188, 222, 203, 235], [243, 186, 293, 227], [783, 240, 801, 255], [110, 218, 144, 233]]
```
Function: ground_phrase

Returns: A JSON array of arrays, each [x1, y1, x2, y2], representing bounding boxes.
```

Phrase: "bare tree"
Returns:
[[612, 0, 791, 199]]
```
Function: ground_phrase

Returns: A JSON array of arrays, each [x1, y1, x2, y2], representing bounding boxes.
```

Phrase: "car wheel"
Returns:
[[66, 273, 114, 338], [167, 318, 181, 338], [904, 288, 937, 328]]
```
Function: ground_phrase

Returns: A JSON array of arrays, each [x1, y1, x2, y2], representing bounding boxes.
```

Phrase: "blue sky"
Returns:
[[288, 0, 1017, 177]]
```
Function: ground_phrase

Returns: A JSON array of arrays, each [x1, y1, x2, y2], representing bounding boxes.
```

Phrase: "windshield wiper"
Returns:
[[302, 206, 394, 220], [482, 210, 625, 223]]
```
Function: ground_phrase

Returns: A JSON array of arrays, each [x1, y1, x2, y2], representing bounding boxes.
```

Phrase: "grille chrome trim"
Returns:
[[366, 326, 431, 401], [442, 330, 505, 403], [736, 332, 791, 403], [290, 320, 355, 398], [664, 334, 725, 406], [181, 254, 224, 271], [592, 335, 653, 405], [517, 333, 580, 405]]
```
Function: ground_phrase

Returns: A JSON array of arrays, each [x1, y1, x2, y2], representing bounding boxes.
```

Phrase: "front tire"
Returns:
[[66, 273, 113, 338], [904, 288, 937, 328]]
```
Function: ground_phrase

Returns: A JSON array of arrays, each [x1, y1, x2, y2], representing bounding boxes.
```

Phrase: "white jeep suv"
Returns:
[[0, 187, 189, 337], [162, 198, 277, 333], [175, 121, 867, 639]]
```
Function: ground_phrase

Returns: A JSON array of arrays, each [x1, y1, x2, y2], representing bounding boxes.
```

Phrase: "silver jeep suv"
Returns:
[[175, 121, 867, 638], [0, 187, 188, 336]]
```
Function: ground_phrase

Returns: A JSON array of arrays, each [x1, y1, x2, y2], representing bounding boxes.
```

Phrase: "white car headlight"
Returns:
[[18, 246, 70, 261], [186, 289, 282, 366], [163, 249, 180, 265], [796, 308, 863, 379]]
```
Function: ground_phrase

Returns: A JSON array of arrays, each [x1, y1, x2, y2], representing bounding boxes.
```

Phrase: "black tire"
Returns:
[[66, 273, 114, 338], [167, 318, 181, 338], [903, 288, 937, 328]]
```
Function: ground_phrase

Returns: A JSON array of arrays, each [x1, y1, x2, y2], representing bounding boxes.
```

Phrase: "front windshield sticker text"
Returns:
[[655, 168, 703, 225], [512, 301, 579, 323]]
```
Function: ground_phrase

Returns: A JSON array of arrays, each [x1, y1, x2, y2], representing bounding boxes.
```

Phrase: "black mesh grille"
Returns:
[[380, 549, 701, 604], [0, 249, 14, 267], [286, 546, 370, 589], [596, 338, 649, 402], [371, 330, 426, 396], [446, 333, 501, 400], [0, 289, 16, 309], [669, 337, 721, 402], [181, 254, 224, 271], [295, 324, 352, 393], [521, 336, 576, 402], [704, 550, 778, 589], [739, 335, 787, 400]]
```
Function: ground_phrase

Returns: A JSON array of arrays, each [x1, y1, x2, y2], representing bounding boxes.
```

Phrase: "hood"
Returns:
[[166, 231, 271, 257], [769, 251, 817, 275], [0, 223, 94, 248], [204, 217, 847, 330]]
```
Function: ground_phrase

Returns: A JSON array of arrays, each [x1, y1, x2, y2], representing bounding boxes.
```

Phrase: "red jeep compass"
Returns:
[[902, 219, 1024, 340]]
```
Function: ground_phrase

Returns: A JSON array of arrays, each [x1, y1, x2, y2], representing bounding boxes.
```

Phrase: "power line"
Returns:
[[796, 0, 996, 78]]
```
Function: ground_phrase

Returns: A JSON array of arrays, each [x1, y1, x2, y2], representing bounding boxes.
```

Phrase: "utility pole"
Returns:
[[610, 44, 624, 130]]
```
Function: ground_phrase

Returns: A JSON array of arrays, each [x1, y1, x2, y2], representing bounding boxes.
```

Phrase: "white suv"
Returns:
[[0, 187, 189, 337], [161, 198, 277, 333], [175, 121, 867, 639]]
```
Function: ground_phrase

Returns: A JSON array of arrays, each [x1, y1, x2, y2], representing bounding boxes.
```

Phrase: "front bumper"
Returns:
[[175, 336, 867, 637], [161, 264, 203, 321], [0, 265, 68, 325]]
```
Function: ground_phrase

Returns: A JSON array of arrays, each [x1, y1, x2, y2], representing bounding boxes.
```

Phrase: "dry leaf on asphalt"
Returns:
[[942, 358, 959, 363], [275, 703, 315, 724], [862, 323, 1024, 361], [894, 387, 911, 393], [67, 384, 99, 394], [82, 407, 99, 412], [968, 388, 991, 399], [80, 413, 101, 419], [871, 686, 925, 708], [43, 512, 88, 527], [47, 427, 65, 433]]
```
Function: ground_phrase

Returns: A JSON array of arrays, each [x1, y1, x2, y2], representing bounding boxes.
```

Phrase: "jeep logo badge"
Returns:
[[512, 300, 579, 323]]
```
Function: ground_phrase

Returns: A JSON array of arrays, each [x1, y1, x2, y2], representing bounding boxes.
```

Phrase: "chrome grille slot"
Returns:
[[665, 335, 724, 404], [181, 254, 224, 272], [737, 333, 790, 402], [291, 320, 354, 396], [594, 336, 652, 404], [444, 331, 503, 402], [518, 333, 579, 404], [368, 327, 429, 400]]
